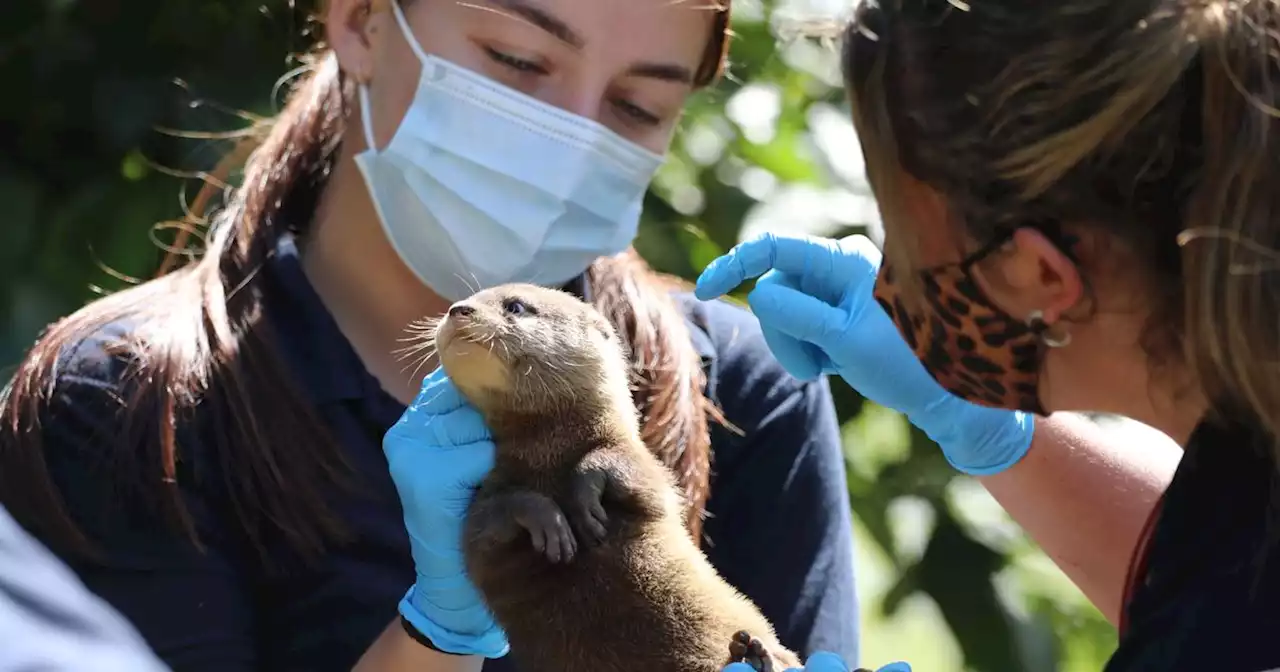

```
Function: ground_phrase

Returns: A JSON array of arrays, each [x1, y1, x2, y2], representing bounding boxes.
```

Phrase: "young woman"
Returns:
[[700, 0, 1280, 669], [0, 0, 860, 669]]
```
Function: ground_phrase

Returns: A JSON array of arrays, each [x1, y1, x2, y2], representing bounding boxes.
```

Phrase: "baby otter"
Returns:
[[432, 283, 802, 672]]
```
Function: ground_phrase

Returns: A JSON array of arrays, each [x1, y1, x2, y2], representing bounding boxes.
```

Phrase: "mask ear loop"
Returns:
[[389, 0, 432, 65], [359, 0, 434, 154], [358, 84, 378, 152]]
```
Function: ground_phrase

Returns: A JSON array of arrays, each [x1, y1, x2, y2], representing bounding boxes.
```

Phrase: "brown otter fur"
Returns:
[[432, 283, 802, 672]]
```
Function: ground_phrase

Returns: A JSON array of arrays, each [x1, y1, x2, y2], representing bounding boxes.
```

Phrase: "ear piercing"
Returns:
[[1025, 309, 1072, 348]]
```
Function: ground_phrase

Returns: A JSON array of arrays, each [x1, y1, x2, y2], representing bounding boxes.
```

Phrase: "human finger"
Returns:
[[747, 281, 852, 354], [424, 407, 492, 448], [414, 369, 468, 414], [754, 271, 825, 380], [798, 234, 883, 300], [695, 233, 845, 300], [447, 442, 497, 486]]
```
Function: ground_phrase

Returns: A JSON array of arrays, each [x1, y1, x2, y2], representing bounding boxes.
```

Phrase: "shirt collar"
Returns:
[[263, 237, 715, 403]]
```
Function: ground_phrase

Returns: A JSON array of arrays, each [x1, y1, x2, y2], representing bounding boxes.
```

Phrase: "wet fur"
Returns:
[[432, 283, 800, 672]]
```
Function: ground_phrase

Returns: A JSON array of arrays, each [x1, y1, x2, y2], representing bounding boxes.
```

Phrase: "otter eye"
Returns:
[[503, 298, 535, 316]]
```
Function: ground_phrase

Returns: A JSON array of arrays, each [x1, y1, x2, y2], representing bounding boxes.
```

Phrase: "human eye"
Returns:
[[612, 98, 661, 127], [482, 46, 547, 75]]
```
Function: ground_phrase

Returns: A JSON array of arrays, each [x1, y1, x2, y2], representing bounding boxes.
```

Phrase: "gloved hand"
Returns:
[[383, 367, 509, 657], [722, 652, 912, 672], [694, 232, 1034, 475]]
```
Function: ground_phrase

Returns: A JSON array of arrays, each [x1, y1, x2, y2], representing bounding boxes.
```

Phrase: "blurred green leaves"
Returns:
[[1, 1, 1117, 669]]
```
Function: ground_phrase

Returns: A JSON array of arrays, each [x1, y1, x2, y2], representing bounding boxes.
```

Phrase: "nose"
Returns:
[[448, 302, 476, 319], [540, 85, 605, 126]]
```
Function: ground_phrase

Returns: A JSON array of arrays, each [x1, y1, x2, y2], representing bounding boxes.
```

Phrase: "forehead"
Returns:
[[470, 0, 713, 67]]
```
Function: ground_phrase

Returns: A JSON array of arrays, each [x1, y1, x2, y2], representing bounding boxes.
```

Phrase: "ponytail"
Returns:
[[1180, 0, 1280, 444]]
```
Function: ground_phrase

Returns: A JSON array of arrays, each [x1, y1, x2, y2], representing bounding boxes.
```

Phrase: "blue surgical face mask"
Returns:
[[353, 1, 666, 301]]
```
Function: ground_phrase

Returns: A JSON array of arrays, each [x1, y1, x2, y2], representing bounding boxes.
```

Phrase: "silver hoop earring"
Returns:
[[1026, 309, 1072, 348]]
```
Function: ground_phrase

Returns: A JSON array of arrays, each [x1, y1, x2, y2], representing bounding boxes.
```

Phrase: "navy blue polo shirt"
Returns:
[[34, 234, 859, 671], [1107, 417, 1280, 670]]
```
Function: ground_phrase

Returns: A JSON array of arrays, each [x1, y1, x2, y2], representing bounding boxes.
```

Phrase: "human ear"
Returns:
[[325, 0, 380, 83], [977, 227, 1085, 326]]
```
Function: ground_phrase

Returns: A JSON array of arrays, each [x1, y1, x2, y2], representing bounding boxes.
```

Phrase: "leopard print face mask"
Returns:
[[872, 232, 1060, 416]]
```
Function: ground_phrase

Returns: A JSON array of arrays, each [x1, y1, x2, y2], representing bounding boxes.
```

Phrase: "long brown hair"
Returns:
[[843, 0, 1280, 443], [0, 0, 731, 568]]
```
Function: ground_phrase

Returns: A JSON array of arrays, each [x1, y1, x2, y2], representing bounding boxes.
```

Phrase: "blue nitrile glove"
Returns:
[[383, 367, 509, 658], [722, 652, 912, 672], [694, 232, 1034, 475]]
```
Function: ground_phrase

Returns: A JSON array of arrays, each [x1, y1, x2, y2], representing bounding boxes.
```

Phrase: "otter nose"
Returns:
[[448, 302, 476, 319]]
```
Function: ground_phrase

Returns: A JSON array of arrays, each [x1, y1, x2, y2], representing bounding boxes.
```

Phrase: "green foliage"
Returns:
[[1, 0, 1116, 669]]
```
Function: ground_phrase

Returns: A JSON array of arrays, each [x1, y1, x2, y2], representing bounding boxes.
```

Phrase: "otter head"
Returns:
[[434, 283, 631, 419]]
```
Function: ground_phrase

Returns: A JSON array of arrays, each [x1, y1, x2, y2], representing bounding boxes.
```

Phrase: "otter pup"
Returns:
[[430, 283, 802, 672]]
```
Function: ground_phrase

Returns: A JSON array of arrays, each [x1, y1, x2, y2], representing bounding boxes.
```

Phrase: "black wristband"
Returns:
[[398, 613, 458, 655]]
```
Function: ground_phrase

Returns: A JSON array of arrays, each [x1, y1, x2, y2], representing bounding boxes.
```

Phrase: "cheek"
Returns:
[[366, 39, 421, 148], [632, 119, 683, 156], [894, 174, 970, 266]]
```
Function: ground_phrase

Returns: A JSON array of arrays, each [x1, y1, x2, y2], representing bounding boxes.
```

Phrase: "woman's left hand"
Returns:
[[722, 652, 911, 672]]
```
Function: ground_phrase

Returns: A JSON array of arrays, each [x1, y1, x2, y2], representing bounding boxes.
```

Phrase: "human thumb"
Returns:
[[747, 281, 852, 355]]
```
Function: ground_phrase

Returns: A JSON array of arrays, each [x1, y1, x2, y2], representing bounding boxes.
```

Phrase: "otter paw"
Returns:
[[568, 469, 609, 546], [728, 631, 775, 672], [512, 494, 578, 563]]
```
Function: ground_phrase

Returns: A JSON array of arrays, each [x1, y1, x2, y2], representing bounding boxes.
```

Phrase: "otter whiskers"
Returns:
[[395, 316, 444, 381]]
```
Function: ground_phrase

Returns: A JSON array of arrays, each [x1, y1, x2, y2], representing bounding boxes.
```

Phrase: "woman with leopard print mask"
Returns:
[[702, 0, 1280, 669]]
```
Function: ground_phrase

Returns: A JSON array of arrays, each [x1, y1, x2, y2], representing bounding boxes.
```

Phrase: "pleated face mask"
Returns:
[[354, 0, 665, 301]]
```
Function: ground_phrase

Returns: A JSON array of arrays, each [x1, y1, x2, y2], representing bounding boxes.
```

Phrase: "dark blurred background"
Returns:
[[0, 1, 1119, 669]]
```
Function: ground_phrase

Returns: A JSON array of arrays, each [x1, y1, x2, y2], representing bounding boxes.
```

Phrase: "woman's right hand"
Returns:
[[382, 367, 509, 658], [694, 232, 1034, 476]]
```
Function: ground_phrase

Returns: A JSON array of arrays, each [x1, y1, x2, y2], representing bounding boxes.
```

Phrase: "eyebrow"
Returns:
[[628, 62, 694, 84], [483, 0, 696, 85], [487, 0, 584, 49]]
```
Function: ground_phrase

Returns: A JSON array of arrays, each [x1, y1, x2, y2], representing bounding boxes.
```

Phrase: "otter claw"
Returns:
[[512, 494, 577, 563], [729, 631, 774, 672], [534, 509, 576, 563], [577, 499, 608, 544], [569, 468, 610, 546]]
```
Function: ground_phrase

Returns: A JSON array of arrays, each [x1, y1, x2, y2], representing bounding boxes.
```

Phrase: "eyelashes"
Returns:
[[483, 46, 543, 74], [481, 46, 663, 127]]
